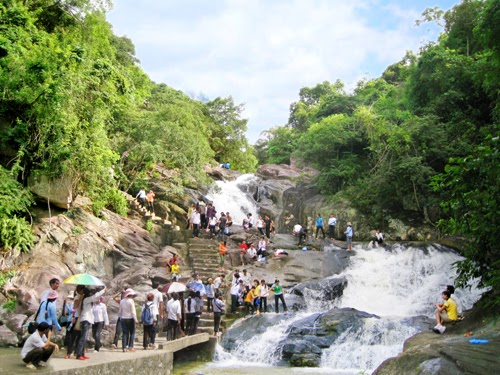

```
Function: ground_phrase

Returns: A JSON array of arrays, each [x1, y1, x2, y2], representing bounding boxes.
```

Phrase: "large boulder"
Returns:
[[28, 173, 74, 209], [0, 324, 19, 347]]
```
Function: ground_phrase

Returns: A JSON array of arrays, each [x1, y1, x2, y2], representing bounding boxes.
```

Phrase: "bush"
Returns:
[[0, 271, 16, 289], [91, 188, 128, 217], [3, 298, 16, 312], [0, 216, 34, 254]]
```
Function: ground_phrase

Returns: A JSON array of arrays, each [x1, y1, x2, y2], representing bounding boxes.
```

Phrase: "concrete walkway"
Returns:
[[0, 333, 210, 375]]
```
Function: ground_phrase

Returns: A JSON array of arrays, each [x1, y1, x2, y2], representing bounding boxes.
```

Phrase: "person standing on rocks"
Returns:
[[256, 215, 265, 236], [230, 279, 244, 314], [271, 279, 288, 314], [166, 292, 182, 340], [264, 215, 273, 239], [136, 188, 147, 208], [218, 240, 227, 271], [218, 212, 228, 240], [146, 190, 155, 213], [259, 279, 269, 313], [328, 214, 337, 239], [192, 208, 201, 238], [315, 213, 326, 239], [206, 278, 215, 313], [214, 274, 225, 295], [212, 292, 225, 337], [345, 222, 354, 251]]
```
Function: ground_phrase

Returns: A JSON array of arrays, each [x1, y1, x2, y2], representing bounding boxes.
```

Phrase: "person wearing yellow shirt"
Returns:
[[244, 286, 257, 315], [434, 290, 457, 334], [252, 280, 261, 314], [171, 261, 180, 282]]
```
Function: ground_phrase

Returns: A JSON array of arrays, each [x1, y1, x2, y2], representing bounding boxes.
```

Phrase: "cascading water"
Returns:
[[205, 243, 485, 375], [205, 174, 260, 226]]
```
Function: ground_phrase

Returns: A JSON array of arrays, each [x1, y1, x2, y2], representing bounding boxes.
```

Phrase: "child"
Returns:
[[141, 294, 155, 349], [171, 260, 180, 282], [218, 240, 227, 271]]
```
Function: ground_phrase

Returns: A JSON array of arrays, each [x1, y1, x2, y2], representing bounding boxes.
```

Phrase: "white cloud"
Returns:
[[109, 0, 446, 142]]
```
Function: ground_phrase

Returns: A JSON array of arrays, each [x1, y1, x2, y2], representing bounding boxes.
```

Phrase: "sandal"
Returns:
[[64, 355, 71, 359]]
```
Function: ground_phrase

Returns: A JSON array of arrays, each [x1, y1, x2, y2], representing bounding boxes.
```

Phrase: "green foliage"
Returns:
[[0, 216, 34, 254], [0, 270, 16, 289], [145, 220, 153, 232], [90, 187, 128, 216], [72, 225, 84, 235], [432, 135, 499, 296], [3, 298, 16, 312]]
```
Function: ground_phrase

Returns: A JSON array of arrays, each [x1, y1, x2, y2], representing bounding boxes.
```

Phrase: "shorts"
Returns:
[[439, 310, 455, 323], [346, 236, 352, 245]]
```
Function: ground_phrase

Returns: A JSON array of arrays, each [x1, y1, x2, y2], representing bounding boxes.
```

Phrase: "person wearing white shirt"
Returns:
[[328, 214, 337, 239], [214, 274, 225, 294], [91, 296, 109, 352], [75, 287, 106, 360], [240, 269, 252, 290], [149, 283, 164, 348], [247, 244, 257, 260], [256, 215, 265, 235], [21, 322, 59, 369], [166, 293, 182, 341], [259, 279, 269, 313], [192, 209, 201, 237], [118, 288, 138, 352]]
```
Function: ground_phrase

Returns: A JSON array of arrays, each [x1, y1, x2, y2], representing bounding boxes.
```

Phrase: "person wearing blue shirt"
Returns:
[[36, 290, 62, 333], [345, 222, 353, 251], [315, 213, 326, 239]]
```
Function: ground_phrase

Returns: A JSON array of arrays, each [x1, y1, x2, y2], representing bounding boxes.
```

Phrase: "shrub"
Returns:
[[0, 216, 34, 254]]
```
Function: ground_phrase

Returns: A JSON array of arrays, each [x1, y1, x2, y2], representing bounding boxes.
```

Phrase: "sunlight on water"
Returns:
[[207, 243, 487, 375]]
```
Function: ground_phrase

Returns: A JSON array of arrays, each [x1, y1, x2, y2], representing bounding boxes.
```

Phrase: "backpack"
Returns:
[[141, 302, 154, 325]]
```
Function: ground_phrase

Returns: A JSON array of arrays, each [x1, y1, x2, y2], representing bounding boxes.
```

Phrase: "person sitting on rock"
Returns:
[[247, 213, 254, 228], [21, 322, 59, 369], [247, 243, 257, 261], [434, 290, 458, 334], [167, 254, 178, 272], [446, 285, 463, 318], [257, 237, 267, 258], [171, 259, 180, 282], [239, 240, 249, 265]]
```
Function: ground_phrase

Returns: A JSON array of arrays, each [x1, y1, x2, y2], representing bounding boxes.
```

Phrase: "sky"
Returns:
[[107, 0, 459, 144]]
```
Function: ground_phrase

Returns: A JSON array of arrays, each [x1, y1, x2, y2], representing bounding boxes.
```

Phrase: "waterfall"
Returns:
[[206, 174, 259, 226], [212, 243, 486, 374]]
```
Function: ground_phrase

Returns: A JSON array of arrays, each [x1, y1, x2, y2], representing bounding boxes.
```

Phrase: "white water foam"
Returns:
[[213, 243, 486, 374], [206, 174, 259, 226]]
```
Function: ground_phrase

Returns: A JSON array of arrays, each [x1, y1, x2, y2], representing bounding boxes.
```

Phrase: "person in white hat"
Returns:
[[118, 288, 138, 352]]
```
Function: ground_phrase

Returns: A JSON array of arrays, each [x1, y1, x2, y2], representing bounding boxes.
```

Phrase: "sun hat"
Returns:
[[47, 290, 58, 300], [123, 288, 137, 298], [347, 222, 352, 226]]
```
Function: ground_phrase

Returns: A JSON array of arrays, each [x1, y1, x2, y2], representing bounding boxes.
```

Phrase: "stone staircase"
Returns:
[[119, 190, 181, 230], [187, 237, 222, 280]]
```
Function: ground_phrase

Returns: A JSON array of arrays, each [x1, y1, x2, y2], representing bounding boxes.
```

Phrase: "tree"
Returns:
[[432, 134, 499, 304]]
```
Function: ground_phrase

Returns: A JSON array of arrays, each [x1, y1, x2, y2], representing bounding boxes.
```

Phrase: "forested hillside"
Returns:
[[0, 1, 256, 252], [256, 0, 498, 297], [0, 0, 498, 302]]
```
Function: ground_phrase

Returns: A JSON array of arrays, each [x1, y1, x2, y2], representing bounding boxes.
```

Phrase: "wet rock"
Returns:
[[290, 277, 347, 302], [220, 314, 289, 351]]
